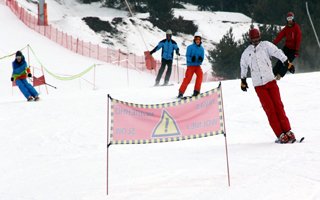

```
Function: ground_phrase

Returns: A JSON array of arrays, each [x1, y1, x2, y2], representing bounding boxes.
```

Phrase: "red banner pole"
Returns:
[[106, 95, 111, 195], [219, 83, 231, 187]]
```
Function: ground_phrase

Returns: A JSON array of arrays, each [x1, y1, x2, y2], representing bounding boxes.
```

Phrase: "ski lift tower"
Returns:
[[38, 0, 48, 26]]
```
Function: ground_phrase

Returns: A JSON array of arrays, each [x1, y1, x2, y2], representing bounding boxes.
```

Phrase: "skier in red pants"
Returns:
[[240, 28, 296, 143], [178, 32, 205, 98]]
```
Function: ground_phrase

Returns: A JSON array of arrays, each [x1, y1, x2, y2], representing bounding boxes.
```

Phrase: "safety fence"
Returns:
[[5, 0, 215, 83]]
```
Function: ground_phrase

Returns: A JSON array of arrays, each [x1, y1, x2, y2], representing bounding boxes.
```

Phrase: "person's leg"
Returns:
[[274, 46, 296, 78], [268, 80, 291, 133], [164, 60, 173, 84], [25, 81, 39, 97], [155, 60, 167, 85], [15, 79, 32, 99], [193, 67, 203, 94], [179, 67, 195, 95], [273, 60, 285, 78], [255, 83, 283, 137]]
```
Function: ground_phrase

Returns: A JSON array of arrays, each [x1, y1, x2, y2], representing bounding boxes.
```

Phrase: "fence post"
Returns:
[[118, 49, 120, 66], [97, 44, 99, 60]]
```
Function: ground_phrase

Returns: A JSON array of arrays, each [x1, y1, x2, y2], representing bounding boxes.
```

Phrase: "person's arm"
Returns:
[[12, 61, 27, 75], [273, 27, 286, 45], [174, 43, 180, 55], [198, 47, 205, 64], [150, 41, 164, 55], [240, 51, 249, 79], [266, 41, 287, 63], [240, 51, 249, 91]]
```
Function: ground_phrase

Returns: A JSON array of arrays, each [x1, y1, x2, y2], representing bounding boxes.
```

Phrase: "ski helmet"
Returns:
[[166, 29, 172, 35], [194, 31, 202, 38], [249, 28, 260, 40], [15, 51, 23, 57], [287, 12, 294, 21]]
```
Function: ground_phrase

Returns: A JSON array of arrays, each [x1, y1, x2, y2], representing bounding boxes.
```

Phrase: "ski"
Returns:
[[153, 83, 175, 87], [275, 137, 304, 144], [297, 137, 305, 143], [177, 96, 193, 100], [161, 83, 175, 86]]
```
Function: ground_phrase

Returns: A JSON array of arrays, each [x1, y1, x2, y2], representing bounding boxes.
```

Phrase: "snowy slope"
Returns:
[[13, 0, 255, 73], [1, 1, 320, 200]]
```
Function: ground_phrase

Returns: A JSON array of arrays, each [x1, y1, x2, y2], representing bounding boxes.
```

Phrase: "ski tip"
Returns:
[[299, 137, 305, 143]]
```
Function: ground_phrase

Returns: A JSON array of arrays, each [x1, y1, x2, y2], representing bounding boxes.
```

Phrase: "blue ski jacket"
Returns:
[[12, 56, 30, 80], [186, 42, 205, 66], [150, 39, 179, 61]]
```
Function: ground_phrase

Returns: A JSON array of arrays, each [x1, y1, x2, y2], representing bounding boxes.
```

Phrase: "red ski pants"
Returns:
[[179, 66, 203, 94], [255, 80, 291, 137]]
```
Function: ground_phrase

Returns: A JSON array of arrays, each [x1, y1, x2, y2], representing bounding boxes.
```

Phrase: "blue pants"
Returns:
[[16, 79, 39, 99]]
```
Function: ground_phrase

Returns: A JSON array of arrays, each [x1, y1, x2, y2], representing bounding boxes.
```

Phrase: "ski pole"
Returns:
[[176, 55, 180, 83], [28, 77, 57, 89], [44, 82, 57, 89]]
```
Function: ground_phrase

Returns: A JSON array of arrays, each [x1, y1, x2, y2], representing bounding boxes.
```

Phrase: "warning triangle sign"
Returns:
[[152, 110, 181, 138]]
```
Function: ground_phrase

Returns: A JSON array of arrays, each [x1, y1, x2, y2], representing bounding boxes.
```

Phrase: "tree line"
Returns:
[[80, 0, 320, 78]]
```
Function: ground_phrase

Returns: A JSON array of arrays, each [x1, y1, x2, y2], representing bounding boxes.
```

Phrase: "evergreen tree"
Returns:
[[147, 0, 174, 21], [209, 28, 241, 79]]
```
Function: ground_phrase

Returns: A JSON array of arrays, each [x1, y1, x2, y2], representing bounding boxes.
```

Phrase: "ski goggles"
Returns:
[[16, 56, 22, 59], [287, 16, 294, 21]]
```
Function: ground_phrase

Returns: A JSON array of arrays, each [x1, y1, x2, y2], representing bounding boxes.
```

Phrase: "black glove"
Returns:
[[11, 77, 14, 82], [176, 51, 180, 56], [28, 73, 32, 78], [284, 59, 295, 74], [191, 56, 196, 62], [149, 50, 155, 55], [198, 56, 203, 62], [241, 78, 248, 92]]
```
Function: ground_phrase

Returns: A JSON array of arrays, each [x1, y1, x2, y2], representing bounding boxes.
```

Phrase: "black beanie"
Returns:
[[16, 51, 23, 57]]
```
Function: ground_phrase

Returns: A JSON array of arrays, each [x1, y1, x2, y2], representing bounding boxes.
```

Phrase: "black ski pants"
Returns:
[[155, 58, 173, 84], [273, 46, 296, 77]]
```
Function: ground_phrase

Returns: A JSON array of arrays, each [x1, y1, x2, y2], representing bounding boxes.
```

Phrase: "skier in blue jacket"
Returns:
[[150, 29, 180, 86], [178, 32, 205, 98], [11, 51, 39, 101]]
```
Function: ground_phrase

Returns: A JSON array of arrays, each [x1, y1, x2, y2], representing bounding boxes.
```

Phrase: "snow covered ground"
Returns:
[[13, 0, 255, 73], [1, 1, 320, 200]]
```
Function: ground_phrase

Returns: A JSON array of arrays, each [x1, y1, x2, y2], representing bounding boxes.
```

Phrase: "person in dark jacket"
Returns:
[[273, 11, 302, 79], [11, 51, 39, 101], [178, 32, 205, 98], [150, 29, 180, 86]]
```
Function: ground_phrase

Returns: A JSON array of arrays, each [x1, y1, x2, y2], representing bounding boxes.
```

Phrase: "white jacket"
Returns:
[[240, 41, 287, 87]]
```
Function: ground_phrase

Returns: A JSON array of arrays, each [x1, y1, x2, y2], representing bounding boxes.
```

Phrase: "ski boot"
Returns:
[[27, 96, 34, 101], [286, 131, 296, 143], [192, 90, 200, 97], [275, 132, 289, 143], [34, 96, 40, 101]]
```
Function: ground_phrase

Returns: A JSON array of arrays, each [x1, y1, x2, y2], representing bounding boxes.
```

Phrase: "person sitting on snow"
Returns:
[[149, 29, 180, 86], [11, 51, 39, 101]]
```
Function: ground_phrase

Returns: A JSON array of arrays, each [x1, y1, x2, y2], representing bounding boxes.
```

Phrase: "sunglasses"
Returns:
[[287, 16, 294, 21]]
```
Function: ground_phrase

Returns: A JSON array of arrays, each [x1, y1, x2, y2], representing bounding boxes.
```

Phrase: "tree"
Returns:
[[209, 28, 241, 79], [147, 0, 174, 21]]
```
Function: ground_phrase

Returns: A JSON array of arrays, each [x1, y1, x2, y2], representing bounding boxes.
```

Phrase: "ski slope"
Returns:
[[1, 2, 320, 200]]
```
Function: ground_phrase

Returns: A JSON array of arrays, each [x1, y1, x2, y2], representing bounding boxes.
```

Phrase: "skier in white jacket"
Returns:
[[240, 28, 296, 143]]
